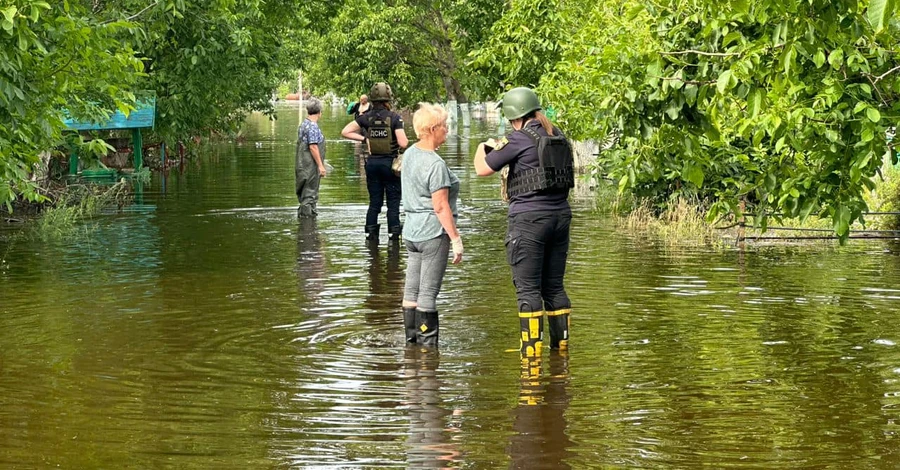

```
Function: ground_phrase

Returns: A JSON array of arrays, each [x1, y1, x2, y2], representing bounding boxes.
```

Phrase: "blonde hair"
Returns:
[[412, 102, 449, 138]]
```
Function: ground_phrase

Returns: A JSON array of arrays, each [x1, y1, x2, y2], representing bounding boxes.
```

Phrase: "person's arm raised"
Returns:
[[341, 121, 366, 143], [474, 140, 497, 176]]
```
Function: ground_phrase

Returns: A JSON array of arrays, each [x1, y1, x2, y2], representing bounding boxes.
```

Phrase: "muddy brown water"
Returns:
[[3, 104, 900, 468]]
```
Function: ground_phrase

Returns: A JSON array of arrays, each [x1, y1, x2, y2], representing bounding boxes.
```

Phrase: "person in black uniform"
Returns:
[[341, 82, 409, 241], [473, 87, 575, 358]]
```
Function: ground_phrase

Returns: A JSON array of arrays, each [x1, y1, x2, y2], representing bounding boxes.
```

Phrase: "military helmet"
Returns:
[[370, 82, 394, 102], [499, 87, 541, 120]]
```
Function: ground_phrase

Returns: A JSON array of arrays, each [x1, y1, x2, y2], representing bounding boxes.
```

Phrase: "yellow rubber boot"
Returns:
[[518, 356, 543, 406], [519, 311, 544, 358]]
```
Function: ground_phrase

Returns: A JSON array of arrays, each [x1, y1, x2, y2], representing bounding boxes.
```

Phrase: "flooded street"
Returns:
[[4, 103, 900, 468]]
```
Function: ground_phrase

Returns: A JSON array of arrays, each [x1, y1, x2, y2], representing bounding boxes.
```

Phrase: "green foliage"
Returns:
[[2, 0, 311, 213], [305, 2, 441, 104], [0, 0, 142, 211], [468, 0, 591, 92], [865, 163, 900, 230], [304, 0, 503, 104], [101, 0, 304, 141], [25, 180, 131, 241], [537, 0, 900, 242]]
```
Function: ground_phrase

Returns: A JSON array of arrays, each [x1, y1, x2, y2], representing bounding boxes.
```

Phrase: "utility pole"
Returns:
[[298, 71, 304, 122]]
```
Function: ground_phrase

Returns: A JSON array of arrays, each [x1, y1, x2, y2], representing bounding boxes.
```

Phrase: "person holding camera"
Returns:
[[473, 87, 575, 358]]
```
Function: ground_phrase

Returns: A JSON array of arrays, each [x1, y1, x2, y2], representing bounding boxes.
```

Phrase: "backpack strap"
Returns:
[[519, 126, 541, 144]]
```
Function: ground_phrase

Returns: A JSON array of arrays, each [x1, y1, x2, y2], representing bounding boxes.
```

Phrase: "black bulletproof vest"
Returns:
[[506, 126, 575, 197]]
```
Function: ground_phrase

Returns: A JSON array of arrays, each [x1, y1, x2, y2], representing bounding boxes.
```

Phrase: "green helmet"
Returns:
[[499, 87, 541, 120], [370, 82, 394, 102]]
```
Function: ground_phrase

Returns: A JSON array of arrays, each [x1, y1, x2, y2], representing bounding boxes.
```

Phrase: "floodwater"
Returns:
[[4, 104, 900, 468]]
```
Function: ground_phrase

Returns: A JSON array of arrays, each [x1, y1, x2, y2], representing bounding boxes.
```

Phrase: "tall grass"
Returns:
[[617, 197, 727, 246], [864, 164, 900, 231], [606, 162, 900, 245], [26, 181, 131, 241]]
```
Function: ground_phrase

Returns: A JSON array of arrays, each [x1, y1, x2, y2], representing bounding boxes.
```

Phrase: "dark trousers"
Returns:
[[365, 156, 401, 229], [505, 210, 572, 313]]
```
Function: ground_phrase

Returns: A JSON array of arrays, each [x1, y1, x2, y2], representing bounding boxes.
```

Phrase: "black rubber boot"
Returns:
[[403, 307, 417, 344], [365, 224, 380, 241], [415, 309, 439, 347], [519, 311, 544, 358], [548, 310, 570, 350], [388, 224, 402, 240]]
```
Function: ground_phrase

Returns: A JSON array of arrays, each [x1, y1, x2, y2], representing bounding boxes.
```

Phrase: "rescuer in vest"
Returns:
[[341, 82, 409, 241], [473, 87, 575, 358]]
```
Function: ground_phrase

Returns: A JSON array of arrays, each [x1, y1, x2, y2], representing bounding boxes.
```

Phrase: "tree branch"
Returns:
[[863, 73, 889, 107], [660, 49, 741, 57], [874, 64, 900, 83], [100, 0, 160, 25], [655, 76, 716, 85]]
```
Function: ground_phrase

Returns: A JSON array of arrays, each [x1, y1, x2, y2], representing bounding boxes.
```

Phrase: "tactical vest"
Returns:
[[506, 127, 575, 198], [366, 113, 395, 156]]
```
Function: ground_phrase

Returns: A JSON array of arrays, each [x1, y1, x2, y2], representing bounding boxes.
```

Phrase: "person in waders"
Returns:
[[341, 82, 409, 241], [296, 99, 327, 218], [473, 87, 575, 359]]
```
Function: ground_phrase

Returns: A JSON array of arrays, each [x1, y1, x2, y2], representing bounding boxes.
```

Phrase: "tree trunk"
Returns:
[[429, 7, 468, 103]]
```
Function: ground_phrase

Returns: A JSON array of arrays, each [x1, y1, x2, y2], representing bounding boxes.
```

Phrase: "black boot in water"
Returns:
[[519, 311, 544, 357], [365, 224, 380, 241], [415, 309, 439, 347], [547, 309, 570, 350], [403, 307, 417, 344], [388, 224, 402, 240]]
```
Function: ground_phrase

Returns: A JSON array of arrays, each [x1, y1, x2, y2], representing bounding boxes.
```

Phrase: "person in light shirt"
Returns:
[[399, 103, 462, 347]]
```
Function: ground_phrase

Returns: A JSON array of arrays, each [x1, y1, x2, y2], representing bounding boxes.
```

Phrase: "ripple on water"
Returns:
[[6, 108, 900, 468]]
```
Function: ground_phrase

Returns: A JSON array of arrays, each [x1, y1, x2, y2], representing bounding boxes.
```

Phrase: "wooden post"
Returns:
[[132, 128, 143, 171], [69, 144, 78, 175], [298, 71, 304, 122]]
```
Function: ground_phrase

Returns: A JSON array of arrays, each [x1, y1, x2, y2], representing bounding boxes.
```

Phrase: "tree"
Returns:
[[468, 0, 591, 93], [0, 0, 143, 211], [2, 0, 311, 212], [101, 0, 305, 141], [304, 0, 503, 105], [537, 0, 900, 242]]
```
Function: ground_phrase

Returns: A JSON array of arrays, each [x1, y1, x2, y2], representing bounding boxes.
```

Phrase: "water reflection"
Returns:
[[296, 217, 326, 305], [509, 351, 574, 469], [365, 238, 404, 312], [8, 105, 900, 468], [403, 348, 462, 468]]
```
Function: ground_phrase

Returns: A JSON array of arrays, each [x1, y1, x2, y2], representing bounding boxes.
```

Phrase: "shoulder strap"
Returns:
[[519, 126, 541, 144]]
